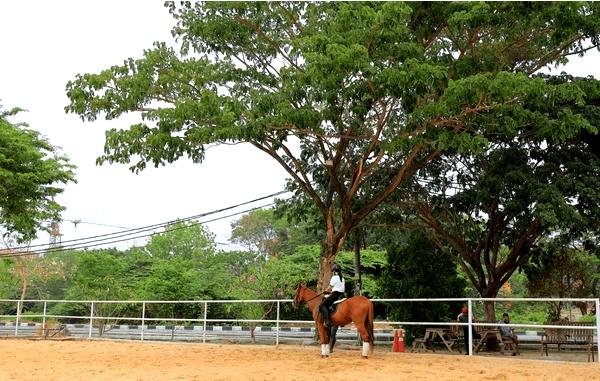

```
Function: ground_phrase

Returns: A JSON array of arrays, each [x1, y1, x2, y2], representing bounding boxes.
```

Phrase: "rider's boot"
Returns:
[[320, 305, 331, 328]]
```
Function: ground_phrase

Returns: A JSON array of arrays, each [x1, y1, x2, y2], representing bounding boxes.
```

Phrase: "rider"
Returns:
[[319, 263, 345, 328]]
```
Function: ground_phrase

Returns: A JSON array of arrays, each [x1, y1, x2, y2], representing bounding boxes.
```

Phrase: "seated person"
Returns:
[[498, 312, 519, 354]]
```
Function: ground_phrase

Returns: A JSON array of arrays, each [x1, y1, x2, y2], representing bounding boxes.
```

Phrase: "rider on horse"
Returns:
[[319, 263, 345, 328]]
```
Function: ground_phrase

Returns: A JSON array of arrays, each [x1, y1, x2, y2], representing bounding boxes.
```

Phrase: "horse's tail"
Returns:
[[366, 299, 375, 352]]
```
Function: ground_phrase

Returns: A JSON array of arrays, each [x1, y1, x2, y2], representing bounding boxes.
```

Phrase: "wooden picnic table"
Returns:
[[425, 327, 460, 353], [474, 328, 504, 353]]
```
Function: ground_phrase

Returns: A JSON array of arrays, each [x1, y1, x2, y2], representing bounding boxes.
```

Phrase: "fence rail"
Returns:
[[0, 297, 598, 361]]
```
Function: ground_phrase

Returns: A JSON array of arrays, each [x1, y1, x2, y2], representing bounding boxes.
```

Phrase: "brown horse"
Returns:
[[292, 283, 375, 358]]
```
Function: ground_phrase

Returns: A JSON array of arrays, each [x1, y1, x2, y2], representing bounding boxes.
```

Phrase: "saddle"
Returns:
[[327, 297, 347, 315]]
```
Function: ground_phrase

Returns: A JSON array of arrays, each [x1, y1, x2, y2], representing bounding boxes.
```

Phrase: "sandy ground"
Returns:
[[0, 339, 598, 381]]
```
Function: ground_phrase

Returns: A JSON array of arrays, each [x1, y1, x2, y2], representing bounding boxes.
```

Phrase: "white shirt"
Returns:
[[330, 274, 345, 293]]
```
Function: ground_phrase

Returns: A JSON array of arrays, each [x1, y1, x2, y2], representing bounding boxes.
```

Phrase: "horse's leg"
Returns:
[[355, 322, 371, 358], [317, 323, 330, 358], [329, 325, 338, 353]]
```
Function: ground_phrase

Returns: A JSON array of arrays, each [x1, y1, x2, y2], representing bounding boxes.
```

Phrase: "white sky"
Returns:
[[1, 1, 599, 251], [0, 1, 288, 250]]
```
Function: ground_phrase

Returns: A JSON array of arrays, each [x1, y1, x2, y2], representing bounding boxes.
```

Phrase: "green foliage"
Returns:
[[138, 257, 205, 319], [517, 310, 549, 324], [66, 249, 134, 301], [228, 253, 308, 324], [0, 106, 76, 242], [335, 248, 386, 297], [65, 2, 600, 285], [524, 239, 600, 321], [137, 221, 231, 319], [230, 208, 317, 257], [377, 230, 465, 342], [231, 209, 278, 255], [404, 73, 600, 321], [0, 259, 17, 298], [144, 221, 216, 260], [579, 315, 597, 323], [526, 241, 599, 299]]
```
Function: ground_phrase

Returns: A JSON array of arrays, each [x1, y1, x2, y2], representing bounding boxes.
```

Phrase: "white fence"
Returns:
[[1, 297, 598, 361]]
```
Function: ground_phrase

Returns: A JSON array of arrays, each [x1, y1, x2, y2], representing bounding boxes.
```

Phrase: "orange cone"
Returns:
[[393, 329, 405, 352]]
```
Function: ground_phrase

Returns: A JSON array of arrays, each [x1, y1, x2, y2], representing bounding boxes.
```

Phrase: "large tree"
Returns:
[[0, 107, 76, 243], [402, 75, 600, 320], [65, 2, 600, 288]]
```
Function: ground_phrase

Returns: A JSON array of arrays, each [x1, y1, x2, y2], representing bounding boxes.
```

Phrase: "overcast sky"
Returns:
[[0, 1, 288, 250], [1, 1, 599, 252]]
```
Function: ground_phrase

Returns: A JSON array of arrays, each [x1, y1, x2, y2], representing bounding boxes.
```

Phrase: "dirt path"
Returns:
[[0, 339, 597, 380]]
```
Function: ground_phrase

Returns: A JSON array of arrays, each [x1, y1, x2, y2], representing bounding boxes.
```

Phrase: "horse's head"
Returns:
[[292, 283, 305, 309]]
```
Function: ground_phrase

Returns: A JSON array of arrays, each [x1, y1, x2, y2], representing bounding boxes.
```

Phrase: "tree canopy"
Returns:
[[65, 2, 600, 287], [397, 74, 600, 319], [0, 106, 76, 243]]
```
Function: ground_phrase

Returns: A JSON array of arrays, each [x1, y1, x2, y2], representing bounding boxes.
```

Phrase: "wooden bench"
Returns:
[[541, 321, 595, 362], [411, 335, 431, 352], [469, 322, 520, 355], [41, 323, 69, 339], [500, 330, 519, 356]]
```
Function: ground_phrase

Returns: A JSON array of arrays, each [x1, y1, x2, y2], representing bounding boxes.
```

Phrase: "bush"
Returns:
[[522, 311, 548, 324], [579, 315, 597, 323]]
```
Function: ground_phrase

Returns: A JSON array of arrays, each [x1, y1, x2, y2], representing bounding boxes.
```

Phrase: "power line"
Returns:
[[7, 189, 289, 252], [1, 201, 282, 259], [63, 219, 131, 230]]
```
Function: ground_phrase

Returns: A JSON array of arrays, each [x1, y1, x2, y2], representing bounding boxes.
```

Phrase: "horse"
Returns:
[[292, 283, 375, 358]]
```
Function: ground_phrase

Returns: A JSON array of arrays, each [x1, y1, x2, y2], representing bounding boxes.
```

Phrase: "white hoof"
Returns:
[[362, 342, 370, 357]]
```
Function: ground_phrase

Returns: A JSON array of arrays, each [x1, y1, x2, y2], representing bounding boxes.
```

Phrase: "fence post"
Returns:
[[88, 301, 94, 338], [595, 298, 599, 363], [141, 302, 146, 341], [202, 301, 208, 344], [276, 301, 280, 346], [15, 300, 21, 336], [467, 298, 473, 356]]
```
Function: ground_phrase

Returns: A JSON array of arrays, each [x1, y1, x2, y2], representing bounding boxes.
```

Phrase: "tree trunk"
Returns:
[[480, 285, 502, 351], [317, 250, 336, 292], [353, 230, 362, 296], [19, 276, 28, 316], [481, 282, 502, 322], [483, 301, 496, 322], [317, 211, 350, 291], [249, 323, 256, 344]]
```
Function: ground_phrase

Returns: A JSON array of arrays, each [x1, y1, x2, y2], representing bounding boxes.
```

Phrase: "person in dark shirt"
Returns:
[[457, 306, 480, 354]]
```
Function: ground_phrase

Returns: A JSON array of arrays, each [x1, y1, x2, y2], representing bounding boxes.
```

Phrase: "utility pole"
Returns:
[[49, 220, 62, 249]]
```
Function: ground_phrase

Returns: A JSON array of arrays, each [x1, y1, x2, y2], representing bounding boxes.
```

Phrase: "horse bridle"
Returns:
[[305, 292, 325, 303]]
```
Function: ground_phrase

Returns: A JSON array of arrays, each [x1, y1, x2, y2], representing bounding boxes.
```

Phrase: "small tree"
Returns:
[[525, 240, 600, 320], [229, 256, 307, 343], [63, 249, 135, 334], [0, 106, 75, 243], [378, 229, 465, 342]]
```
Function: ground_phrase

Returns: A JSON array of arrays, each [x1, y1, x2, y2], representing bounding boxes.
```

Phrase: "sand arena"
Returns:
[[0, 339, 598, 381]]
